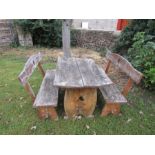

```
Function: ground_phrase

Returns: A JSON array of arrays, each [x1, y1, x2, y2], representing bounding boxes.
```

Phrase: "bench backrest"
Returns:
[[105, 50, 143, 96], [18, 52, 45, 102], [105, 51, 143, 84]]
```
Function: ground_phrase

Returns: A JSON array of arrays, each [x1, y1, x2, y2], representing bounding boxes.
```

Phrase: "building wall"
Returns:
[[72, 19, 118, 31]]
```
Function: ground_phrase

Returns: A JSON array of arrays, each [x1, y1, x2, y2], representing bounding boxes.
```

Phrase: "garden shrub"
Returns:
[[114, 20, 155, 54], [14, 19, 62, 47], [127, 32, 155, 90]]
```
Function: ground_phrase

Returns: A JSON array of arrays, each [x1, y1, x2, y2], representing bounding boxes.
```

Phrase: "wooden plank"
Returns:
[[18, 52, 42, 85], [62, 20, 71, 58], [99, 84, 127, 103], [54, 57, 83, 88], [76, 58, 113, 87], [90, 59, 113, 86], [33, 70, 58, 107], [106, 51, 143, 84]]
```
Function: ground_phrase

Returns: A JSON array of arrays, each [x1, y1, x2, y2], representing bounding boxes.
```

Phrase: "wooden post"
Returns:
[[122, 78, 133, 96], [62, 19, 71, 58], [24, 82, 35, 103], [38, 62, 45, 77], [105, 60, 111, 73]]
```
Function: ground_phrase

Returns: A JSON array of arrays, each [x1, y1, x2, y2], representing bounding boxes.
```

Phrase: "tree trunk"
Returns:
[[62, 19, 71, 58], [64, 88, 97, 118]]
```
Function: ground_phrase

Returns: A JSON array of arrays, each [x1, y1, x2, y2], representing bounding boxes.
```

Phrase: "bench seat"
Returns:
[[99, 84, 127, 104], [33, 70, 58, 108]]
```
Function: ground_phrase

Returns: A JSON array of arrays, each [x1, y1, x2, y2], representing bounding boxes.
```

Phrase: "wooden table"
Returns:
[[54, 56, 113, 118]]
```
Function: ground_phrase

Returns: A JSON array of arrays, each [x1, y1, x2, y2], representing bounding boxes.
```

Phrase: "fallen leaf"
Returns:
[[8, 98, 12, 102], [139, 111, 144, 115], [126, 118, 132, 123], [119, 113, 122, 116], [140, 124, 144, 129], [31, 126, 37, 130], [19, 114, 23, 118], [86, 124, 90, 129], [20, 97, 24, 100], [77, 116, 82, 120]]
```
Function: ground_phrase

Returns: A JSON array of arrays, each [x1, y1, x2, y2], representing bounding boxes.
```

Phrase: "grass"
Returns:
[[0, 48, 155, 135]]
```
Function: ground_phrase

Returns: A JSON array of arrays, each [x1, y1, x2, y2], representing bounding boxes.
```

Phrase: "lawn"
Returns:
[[0, 47, 155, 135]]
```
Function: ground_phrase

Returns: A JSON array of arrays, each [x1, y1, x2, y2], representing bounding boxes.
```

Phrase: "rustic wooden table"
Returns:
[[53, 56, 113, 118]]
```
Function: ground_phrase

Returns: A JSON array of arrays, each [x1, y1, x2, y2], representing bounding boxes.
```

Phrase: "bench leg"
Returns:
[[101, 103, 121, 116], [38, 107, 48, 119], [38, 106, 58, 120], [48, 107, 58, 121]]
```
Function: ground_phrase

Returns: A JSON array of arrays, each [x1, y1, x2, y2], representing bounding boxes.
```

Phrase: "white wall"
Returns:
[[72, 19, 118, 31]]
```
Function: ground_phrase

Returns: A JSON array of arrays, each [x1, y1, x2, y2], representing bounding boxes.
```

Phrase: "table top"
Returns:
[[53, 56, 113, 88]]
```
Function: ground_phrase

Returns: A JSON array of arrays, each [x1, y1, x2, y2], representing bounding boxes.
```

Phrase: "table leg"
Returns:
[[64, 88, 97, 118]]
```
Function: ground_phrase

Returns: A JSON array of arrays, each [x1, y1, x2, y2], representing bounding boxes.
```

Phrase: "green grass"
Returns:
[[0, 49, 155, 135]]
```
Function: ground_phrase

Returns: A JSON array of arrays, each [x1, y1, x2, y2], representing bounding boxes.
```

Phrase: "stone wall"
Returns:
[[16, 26, 33, 47], [0, 20, 15, 50], [71, 29, 117, 51], [0, 20, 33, 50]]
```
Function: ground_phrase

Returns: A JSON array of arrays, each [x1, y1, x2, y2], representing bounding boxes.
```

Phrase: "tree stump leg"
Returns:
[[64, 88, 97, 118], [48, 107, 58, 121], [38, 106, 58, 120], [101, 103, 121, 116], [38, 107, 48, 119]]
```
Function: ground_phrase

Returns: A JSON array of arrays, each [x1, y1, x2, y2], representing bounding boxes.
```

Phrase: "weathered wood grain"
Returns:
[[38, 106, 58, 120], [18, 52, 42, 86], [38, 62, 45, 77], [24, 82, 35, 103], [33, 70, 58, 107], [106, 51, 143, 84], [64, 88, 97, 118], [100, 50, 143, 117], [76, 58, 113, 87], [62, 20, 71, 58], [54, 57, 113, 88], [122, 78, 133, 96], [101, 103, 121, 116], [54, 57, 83, 88], [99, 84, 127, 103]]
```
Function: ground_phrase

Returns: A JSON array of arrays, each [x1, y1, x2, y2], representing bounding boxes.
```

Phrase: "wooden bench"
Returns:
[[100, 51, 143, 116], [18, 53, 58, 120]]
